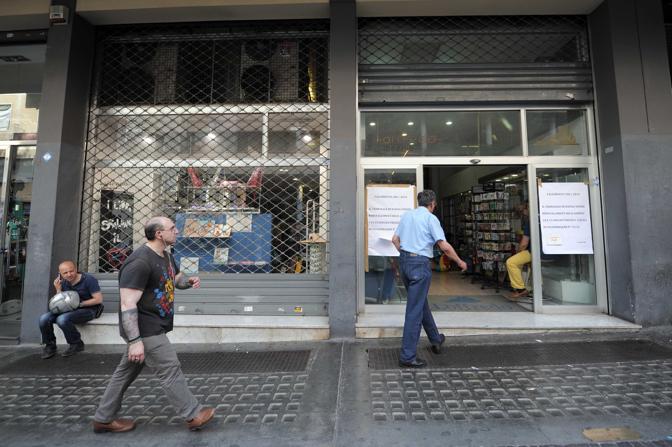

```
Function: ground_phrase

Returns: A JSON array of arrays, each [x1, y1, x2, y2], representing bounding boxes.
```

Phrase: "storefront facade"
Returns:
[[0, 0, 670, 343]]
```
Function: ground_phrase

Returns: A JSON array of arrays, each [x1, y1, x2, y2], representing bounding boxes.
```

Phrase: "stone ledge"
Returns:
[[54, 314, 330, 344]]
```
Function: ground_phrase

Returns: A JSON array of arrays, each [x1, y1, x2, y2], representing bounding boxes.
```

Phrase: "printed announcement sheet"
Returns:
[[366, 184, 415, 257], [538, 182, 594, 255]]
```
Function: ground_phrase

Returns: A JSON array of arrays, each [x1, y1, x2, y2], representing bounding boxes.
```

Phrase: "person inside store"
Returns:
[[392, 190, 468, 368], [93, 216, 214, 434], [39, 260, 104, 359], [506, 202, 531, 299]]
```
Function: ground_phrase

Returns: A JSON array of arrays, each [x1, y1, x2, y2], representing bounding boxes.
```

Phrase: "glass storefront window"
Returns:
[[0, 94, 40, 140], [537, 167, 596, 305], [526, 110, 589, 156], [364, 169, 415, 304], [82, 110, 329, 275], [362, 111, 522, 157]]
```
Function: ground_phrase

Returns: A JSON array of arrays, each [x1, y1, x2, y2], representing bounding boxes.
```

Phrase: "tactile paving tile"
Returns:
[[369, 360, 672, 422], [0, 350, 311, 376], [368, 340, 672, 370], [0, 372, 307, 426]]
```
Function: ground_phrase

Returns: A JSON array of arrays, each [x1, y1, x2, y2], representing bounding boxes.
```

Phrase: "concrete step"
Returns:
[[356, 310, 641, 338], [55, 314, 330, 345]]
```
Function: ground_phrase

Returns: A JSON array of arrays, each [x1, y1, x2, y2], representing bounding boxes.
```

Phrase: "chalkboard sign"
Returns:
[[99, 190, 133, 272]]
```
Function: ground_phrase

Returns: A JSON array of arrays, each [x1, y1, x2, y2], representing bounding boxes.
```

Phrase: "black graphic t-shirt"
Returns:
[[117, 245, 179, 339]]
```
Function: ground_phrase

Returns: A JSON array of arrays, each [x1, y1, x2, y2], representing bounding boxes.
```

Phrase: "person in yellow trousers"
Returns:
[[506, 203, 531, 299]]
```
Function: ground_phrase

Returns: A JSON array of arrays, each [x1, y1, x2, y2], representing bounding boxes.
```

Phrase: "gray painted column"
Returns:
[[590, 0, 672, 326], [328, 0, 357, 338], [20, 1, 95, 343]]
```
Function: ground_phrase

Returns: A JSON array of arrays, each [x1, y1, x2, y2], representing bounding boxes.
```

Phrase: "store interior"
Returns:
[[365, 165, 534, 312]]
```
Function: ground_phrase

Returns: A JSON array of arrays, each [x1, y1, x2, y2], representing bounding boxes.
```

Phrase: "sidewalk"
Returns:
[[1, 329, 671, 447]]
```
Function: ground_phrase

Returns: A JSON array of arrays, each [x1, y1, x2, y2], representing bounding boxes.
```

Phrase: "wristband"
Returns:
[[128, 336, 142, 345]]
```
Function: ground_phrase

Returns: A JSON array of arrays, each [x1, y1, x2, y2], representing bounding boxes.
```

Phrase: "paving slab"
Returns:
[[1, 335, 671, 447]]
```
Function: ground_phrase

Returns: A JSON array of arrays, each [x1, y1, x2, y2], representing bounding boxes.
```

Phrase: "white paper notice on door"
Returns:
[[538, 182, 594, 255], [366, 184, 415, 257]]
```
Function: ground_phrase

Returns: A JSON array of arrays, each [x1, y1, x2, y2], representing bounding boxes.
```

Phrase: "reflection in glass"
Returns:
[[364, 169, 415, 304], [537, 167, 596, 305], [362, 111, 522, 157], [527, 110, 588, 156]]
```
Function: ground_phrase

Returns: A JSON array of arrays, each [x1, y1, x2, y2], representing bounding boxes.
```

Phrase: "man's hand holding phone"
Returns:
[[53, 275, 63, 292]]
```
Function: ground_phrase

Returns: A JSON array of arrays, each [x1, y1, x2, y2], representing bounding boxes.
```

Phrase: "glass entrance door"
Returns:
[[0, 144, 36, 340], [528, 164, 607, 313]]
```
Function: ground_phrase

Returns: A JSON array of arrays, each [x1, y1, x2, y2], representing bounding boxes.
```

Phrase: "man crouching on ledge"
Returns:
[[93, 216, 214, 433]]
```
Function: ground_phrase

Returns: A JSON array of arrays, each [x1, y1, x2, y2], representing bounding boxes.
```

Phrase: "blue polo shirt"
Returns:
[[394, 206, 446, 258]]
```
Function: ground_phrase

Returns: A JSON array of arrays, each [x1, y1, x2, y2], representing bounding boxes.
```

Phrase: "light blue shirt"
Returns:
[[394, 206, 446, 258]]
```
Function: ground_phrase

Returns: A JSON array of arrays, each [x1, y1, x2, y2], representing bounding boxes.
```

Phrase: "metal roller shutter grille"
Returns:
[[80, 21, 330, 278], [358, 16, 593, 103]]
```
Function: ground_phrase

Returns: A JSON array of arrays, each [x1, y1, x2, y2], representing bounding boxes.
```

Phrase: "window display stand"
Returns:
[[471, 188, 515, 293]]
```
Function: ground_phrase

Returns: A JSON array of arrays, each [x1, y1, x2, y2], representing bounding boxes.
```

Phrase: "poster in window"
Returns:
[[99, 190, 134, 272], [538, 182, 594, 254]]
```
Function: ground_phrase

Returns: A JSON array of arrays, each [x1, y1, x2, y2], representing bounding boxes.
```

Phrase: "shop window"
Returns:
[[526, 110, 589, 156], [0, 105, 11, 131], [362, 110, 522, 157], [81, 23, 329, 275]]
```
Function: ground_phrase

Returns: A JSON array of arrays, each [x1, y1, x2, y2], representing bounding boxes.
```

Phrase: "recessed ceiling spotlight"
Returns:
[[301, 134, 313, 143], [293, 177, 299, 181], [409, 142, 415, 146], [445, 121, 453, 126], [206, 132, 216, 140], [142, 136, 155, 144], [511, 174, 518, 177], [401, 133, 408, 137], [407, 121, 414, 126], [369, 122, 376, 127]]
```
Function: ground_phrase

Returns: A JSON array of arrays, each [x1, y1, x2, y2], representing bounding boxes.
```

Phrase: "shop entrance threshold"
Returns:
[[356, 310, 640, 338]]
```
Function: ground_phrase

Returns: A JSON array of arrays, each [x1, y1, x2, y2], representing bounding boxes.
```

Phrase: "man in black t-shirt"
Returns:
[[93, 216, 215, 434]]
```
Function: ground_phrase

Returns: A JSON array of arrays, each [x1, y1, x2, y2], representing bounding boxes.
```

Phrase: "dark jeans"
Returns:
[[399, 251, 442, 363], [39, 308, 96, 345]]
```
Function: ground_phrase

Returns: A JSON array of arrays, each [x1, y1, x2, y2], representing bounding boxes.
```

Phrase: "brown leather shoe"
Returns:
[[93, 418, 136, 433], [187, 407, 215, 431]]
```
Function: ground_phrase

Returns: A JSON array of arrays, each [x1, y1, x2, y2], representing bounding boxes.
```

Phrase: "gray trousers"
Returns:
[[94, 333, 202, 423]]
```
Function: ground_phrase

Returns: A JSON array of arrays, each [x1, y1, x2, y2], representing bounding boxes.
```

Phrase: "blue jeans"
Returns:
[[399, 252, 442, 363], [39, 308, 96, 345]]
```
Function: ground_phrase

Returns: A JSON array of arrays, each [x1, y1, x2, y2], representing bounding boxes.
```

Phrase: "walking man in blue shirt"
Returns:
[[392, 190, 467, 368]]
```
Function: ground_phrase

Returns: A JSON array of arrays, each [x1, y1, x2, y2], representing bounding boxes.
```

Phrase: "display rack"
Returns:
[[472, 188, 516, 292]]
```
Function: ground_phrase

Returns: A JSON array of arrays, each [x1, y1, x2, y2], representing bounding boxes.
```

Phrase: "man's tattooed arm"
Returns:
[[175, 274, 192, 290], [121, 308, 141, 344], [119, 288, 144, 344]]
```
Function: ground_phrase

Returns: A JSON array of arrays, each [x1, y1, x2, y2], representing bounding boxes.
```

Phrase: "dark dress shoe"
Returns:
[[93, 418, 136, 433], [62, 341, 84, 357], [431, 333, 446, 354], [187, 407, 215, 431], [398, 358, 427, 368], [41, 344, 57, 359]]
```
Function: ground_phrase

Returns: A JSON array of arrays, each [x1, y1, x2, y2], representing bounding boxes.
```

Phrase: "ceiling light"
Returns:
[[502, 177, 510, 180], [206, 132, 216, 140], [511, 174, 518, 177], [369, 122, 376, 127], [409, 142, 415, 146], [407, 121, 414, 126], [142, 136, 155, 144], [293, 177, 299, 181], [446, 121, 453, 126], [301, 134, 313, 143], [401, 133, 408, 137], [500, 117, 513, 131]]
